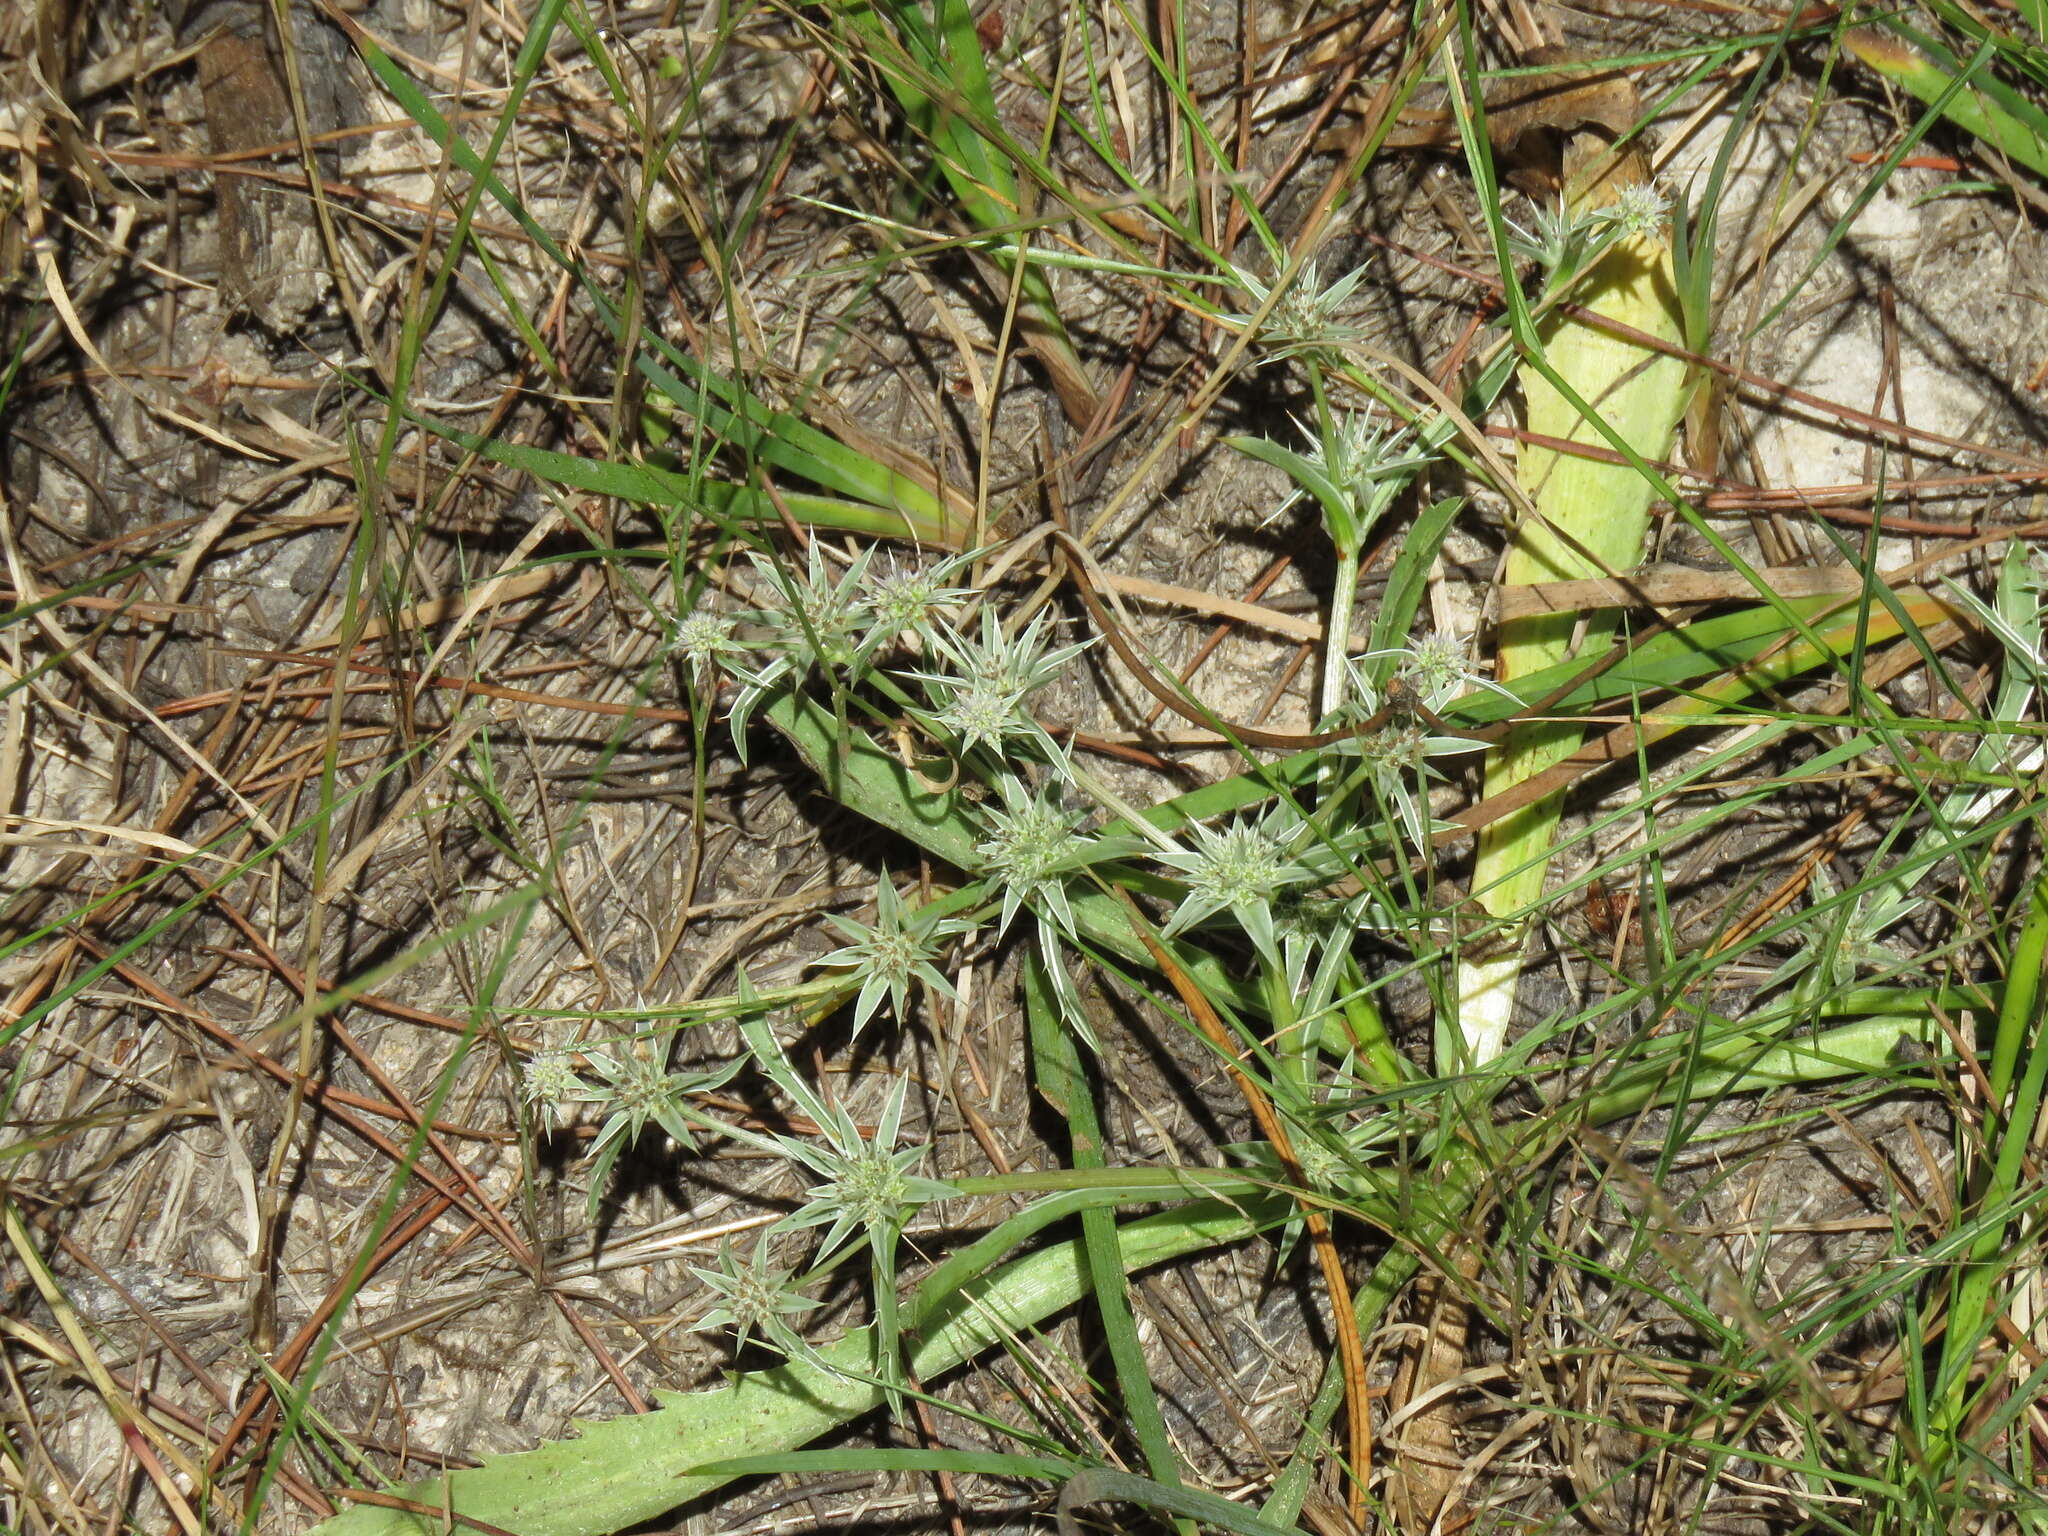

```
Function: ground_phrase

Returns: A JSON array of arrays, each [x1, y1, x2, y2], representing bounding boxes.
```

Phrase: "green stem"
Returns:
[[1934, 867, 2048, 1453], [1320, 542, 1361, 728]]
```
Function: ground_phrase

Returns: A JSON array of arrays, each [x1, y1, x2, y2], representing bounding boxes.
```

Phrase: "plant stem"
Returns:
[[1320, 542, 1360, 727], [1458, 182, 1689, 1066], [1933, 867, 2048, 1455]]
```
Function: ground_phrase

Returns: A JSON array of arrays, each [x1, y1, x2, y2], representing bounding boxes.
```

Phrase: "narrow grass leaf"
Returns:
[[1022, 954, 1182, 1491]]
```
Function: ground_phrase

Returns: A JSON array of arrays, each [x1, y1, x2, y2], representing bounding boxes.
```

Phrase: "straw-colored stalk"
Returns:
[[1458, 164, 1690, 1066]]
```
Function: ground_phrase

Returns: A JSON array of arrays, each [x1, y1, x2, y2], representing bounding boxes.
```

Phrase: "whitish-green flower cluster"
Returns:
[[739, 1011, 955, 1412], [1316, 414, 1431, 535], [688, 1237, 823, 1362], [974, 767, 1125, 943], [1506, 182, 1671, 287], [681, 544, 1088, 774], [521, 1040, 743, 1221], [910, 609, 1088, 758], [722, 542, 880, 750], [1224, 257, 1375, 362], [1152, 805, 1316, 964], [862, 551, 976, 654], [1356, 631, 1518, 714], [817, 875, 969, 1035]]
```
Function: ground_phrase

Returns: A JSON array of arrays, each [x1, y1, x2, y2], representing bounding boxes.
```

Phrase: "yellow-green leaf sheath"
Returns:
[[1461, 227, 1688, 1065]]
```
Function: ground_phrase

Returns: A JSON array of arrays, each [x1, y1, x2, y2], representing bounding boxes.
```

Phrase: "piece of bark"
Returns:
[[180, 0, 359, 329], [1364, 45, 1650, 194], [1385, 1244, 1485, 1532]]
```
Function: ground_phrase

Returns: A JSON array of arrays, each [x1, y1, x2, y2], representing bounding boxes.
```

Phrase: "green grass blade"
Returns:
[[1364, 495, 1464, 675], [1023, 954, 1183, 1492], [392, 404, 951, 544], [1058, 1466, 1309, 1536], [834, 0, 1097, 420], [1849, 22, 2048, 182], [1935, 867, 2048, 1453], [349, 28, 967, 545]]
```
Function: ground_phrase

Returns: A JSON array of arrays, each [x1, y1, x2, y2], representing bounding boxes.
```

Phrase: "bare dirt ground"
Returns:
[[5, 0, 2046, 1532]]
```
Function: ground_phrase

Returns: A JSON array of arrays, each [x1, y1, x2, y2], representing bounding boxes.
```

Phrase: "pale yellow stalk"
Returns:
[[1459, 183, 1689, 1066]]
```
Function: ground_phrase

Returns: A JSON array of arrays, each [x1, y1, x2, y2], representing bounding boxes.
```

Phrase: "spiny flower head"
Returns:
[[1591, 181, 1671, 241], [1225, 256, 1374, 362], [1351, 716, 1428, 775], [577, 1038, 743, 1221], [861, 550, 978, 656], [584, 1041, 670, 1136], [746, 541, 874, 675], [913, 609, 1087, 757], [1321, 414, 1430, 522], [1340, 709, 1438, 852], [974, 769, 1107, 940], [689, 1237, 822, 1359], [1508, 183, 1670, 289], [671, 608, 741, 669], [1153, 806, 1316, 962], [723, 541, 875, 752], [816, 875, 970, 1035], [1356, 631, 1517, 715], [520, 1050, 587, 1133], [773, 1076, 957, 1263], [1395, 631, 1482, 709], [1248, 411, 1435, 551]]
